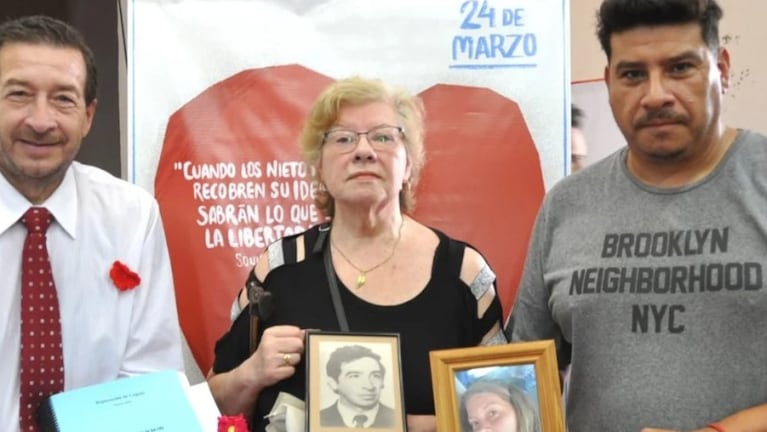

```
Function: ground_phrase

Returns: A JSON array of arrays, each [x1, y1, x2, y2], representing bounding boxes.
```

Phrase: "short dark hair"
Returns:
[[326, 345, 385, 380], [572, 104, 585, 129], [596, 0, 724, 60], [0, 15, 98, 105]]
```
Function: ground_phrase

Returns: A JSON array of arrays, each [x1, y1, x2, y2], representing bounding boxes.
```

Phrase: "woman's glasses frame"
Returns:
[[322, 125, 405, 153]]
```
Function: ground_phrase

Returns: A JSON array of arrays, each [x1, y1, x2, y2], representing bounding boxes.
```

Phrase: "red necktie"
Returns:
[[19, 207, 64, 431]]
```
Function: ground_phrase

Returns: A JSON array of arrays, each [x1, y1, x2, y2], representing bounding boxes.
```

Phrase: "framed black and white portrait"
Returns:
[[306, 331, 406, 431]]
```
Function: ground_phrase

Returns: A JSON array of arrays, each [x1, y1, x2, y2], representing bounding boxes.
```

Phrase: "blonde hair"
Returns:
[[460, 379, 541, 432], [299, 76, 425, 217]]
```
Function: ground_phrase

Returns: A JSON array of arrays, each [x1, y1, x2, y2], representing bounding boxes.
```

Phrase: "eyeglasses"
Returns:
[[322, 125, 405, 153]]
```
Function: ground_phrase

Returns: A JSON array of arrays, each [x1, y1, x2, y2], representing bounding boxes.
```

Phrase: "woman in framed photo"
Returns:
[[459, 378, 541, 432], [206, 76, 507, 432]]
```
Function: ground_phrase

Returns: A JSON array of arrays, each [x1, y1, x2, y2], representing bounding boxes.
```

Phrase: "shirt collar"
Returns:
[[0, 165, 78, 238], [336, 400, 381, 428]]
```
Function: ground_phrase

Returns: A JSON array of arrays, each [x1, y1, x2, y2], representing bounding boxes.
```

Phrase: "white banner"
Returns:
[[130, 0, 570, 370]]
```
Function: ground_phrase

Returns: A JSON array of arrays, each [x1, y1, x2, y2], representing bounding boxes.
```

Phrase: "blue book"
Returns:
[[38, 370, 205, 432]]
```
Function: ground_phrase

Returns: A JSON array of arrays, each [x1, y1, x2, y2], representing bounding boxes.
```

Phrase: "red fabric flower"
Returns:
[[218, 414, 249, 432], [109, 261, 141, 291]]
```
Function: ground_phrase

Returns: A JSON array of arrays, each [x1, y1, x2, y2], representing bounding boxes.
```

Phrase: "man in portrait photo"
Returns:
[[320, 344, 396, 428]]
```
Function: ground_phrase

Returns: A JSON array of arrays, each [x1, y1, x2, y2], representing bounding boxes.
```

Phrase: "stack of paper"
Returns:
[[38, 370, 221, 432]]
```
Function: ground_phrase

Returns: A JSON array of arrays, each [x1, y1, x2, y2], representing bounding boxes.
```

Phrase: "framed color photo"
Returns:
[[429, 340, 564, 432], [305, 331, 406, 431]]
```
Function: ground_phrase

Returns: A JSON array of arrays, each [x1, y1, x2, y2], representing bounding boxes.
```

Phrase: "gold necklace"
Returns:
[[331, 220, 404, 289]]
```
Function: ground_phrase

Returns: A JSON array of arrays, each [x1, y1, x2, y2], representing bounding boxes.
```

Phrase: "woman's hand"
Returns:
[[237, 325, 305, 390], [208, 325, 305, 416]]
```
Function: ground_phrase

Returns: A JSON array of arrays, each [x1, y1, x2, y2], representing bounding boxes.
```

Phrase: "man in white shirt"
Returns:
[[0, 15, 183, 432]]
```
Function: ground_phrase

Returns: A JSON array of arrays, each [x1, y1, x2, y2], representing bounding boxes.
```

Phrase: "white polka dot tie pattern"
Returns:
[[19, 207, 63, 431]]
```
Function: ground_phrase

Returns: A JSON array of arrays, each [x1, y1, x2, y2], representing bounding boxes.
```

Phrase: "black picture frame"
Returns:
[[305, 331, 406, 431]]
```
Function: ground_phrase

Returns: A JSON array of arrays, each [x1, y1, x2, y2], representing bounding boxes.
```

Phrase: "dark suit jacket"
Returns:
[[319, 401, 396, 428]]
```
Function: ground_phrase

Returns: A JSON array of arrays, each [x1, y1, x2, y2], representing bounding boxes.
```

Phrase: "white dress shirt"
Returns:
[[0, 162, 183, 432], [337, 401, 381, 428]]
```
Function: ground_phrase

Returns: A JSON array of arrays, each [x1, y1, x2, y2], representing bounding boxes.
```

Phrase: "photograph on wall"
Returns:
[[306, 331, 406, 431]]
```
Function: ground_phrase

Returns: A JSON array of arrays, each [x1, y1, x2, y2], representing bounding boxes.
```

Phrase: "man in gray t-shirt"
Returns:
[[508, 1, 767, 431]]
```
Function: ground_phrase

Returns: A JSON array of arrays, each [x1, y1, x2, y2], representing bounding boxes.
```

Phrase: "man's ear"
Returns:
[[327, 377, 339, 393], [82, 98, 98, 137], [717, 47, 731, 93]]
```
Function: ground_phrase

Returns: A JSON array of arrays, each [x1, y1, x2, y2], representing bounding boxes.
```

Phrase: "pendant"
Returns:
[[356, 273, 366, 289]]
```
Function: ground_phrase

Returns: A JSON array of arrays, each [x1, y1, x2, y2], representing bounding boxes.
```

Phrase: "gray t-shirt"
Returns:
[[508, 129, 767, 431]]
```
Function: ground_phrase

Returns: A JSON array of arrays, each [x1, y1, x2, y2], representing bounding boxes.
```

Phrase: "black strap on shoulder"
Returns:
[[437, 229, 465, 280], [249, 223, 348, 351], [317, 224, 350, 332], [313, 223, 330, 254], [283, 234, 297, 264], [247, 273, 272, 355]]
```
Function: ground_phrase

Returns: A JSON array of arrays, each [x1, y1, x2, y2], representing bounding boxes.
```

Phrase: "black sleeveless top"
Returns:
[[212, 224, 503, 431]]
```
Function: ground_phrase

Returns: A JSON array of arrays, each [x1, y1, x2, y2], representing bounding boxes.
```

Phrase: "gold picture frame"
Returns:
[[429, 340, 564, 432], [306, 331, 406, 431]]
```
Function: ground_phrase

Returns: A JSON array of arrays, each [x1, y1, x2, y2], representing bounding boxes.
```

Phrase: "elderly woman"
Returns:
[[207, 76, 506, 432], [460, 379, 541, 432]]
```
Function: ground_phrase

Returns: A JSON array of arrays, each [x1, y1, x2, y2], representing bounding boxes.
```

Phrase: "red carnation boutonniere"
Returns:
[[110, 260, 141, 291], [218, 414, 250, 432]]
